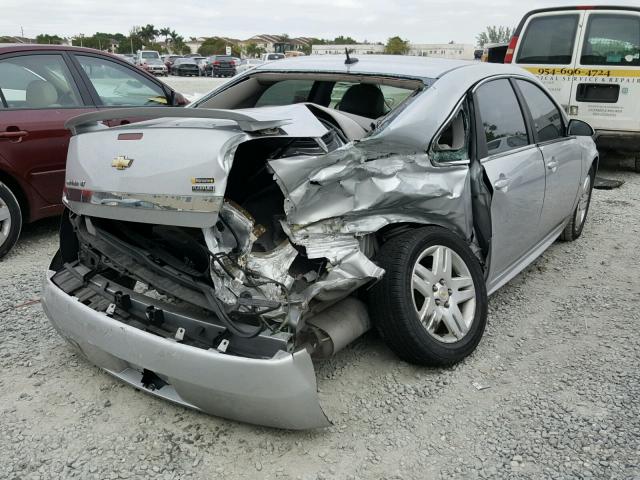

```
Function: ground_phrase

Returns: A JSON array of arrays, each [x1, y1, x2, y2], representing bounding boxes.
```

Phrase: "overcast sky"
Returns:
[[1, 0, 638, 45]]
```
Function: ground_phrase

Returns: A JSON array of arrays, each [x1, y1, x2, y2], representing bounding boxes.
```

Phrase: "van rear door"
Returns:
[[512, 11, 584, 112], [569, 9, 640, 134]]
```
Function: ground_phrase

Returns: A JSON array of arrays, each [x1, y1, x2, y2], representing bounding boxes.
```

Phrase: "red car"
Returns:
[[0, 44, 187, 258]]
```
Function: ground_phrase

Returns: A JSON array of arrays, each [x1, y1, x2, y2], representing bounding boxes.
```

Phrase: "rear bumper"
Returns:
[[41, 270, 330, 429]]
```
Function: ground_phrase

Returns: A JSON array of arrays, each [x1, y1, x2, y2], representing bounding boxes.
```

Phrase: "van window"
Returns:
[[517, 14, 580, 64], [476, 79, 529, 156], [516, 80, 564, 142], [581, 14, 640, 66]]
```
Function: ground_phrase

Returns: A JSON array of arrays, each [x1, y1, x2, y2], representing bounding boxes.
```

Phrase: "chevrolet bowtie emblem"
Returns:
[[112, 155, 134, 170]]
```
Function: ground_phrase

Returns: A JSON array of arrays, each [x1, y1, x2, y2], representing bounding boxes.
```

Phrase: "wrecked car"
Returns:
[[41, 55, 598, 429]]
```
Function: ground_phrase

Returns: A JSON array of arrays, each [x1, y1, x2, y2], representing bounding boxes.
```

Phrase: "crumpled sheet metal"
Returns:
[[270, 143, 473, 240]]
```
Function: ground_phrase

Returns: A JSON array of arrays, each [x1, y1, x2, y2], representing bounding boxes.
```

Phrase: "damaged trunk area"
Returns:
[[55, 132, 373, 362]]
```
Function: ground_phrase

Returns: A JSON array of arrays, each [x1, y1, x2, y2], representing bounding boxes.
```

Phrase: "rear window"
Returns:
[[255, 79, 314, 107], [581, 14, 640, 66], [517, 14, 580, 64]]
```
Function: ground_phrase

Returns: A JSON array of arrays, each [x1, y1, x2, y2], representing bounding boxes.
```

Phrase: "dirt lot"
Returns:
[[1, 156, 639, 479]]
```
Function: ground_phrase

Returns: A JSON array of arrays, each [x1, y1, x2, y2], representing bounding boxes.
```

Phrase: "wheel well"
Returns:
[[591, 156, 599, 176], [0, 170, 28, 221]]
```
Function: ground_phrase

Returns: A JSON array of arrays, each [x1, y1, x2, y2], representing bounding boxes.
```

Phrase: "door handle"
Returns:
[[0, 130, 29, 142], [546, 159, 559, 172], [493, 177, 510, 191]]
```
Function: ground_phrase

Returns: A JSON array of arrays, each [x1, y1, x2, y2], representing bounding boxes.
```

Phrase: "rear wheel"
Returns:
[[560, 169, 594, 241], [368, 227, 488, 366], [0, 182, 22, 259]]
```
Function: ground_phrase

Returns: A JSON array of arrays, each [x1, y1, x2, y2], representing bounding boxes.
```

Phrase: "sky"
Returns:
[[1, 0, 638, 45]]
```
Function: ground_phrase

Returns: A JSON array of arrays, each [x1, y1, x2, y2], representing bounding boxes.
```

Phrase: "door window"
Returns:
[[0, 54, 82, 109], [581, 14, 640, 66], [476, 79, 529, 156], [516, 14, 580, 64], [75, 55, 168, 106], [516, 80, 564, 142]]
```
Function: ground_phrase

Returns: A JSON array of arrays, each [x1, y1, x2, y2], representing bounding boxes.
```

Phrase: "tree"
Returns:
[[198, 38, 240, 57], [36, 34, 64, 44], [333, 36, 357, 45], [384, 36, 409, 55], [138, 24, 159, 45], [244, 42, 265, 58], [159, 27, 171, 48], [476, 25, 513, 47]]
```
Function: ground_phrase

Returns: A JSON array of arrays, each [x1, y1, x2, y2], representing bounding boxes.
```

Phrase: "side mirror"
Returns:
[[172, 92, 189, 106], [567, 119, 594, 137]]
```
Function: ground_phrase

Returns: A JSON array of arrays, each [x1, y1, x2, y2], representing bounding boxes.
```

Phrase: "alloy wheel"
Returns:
[[576, 175, 591, 227], [411, 245, 477, 343], [0, 196, 11, 248]]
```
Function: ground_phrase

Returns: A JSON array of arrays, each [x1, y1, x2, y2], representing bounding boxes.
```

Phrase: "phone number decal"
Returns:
[[524, 67, 640, 78]]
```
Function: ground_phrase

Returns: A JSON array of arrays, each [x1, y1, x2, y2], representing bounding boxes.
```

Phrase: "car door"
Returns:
[[514, 79, 582, 233], [0, 52, 95, 211], [473, 78, 547, 287], [569, 10, 640, 133], [68, 53, 174, 127]]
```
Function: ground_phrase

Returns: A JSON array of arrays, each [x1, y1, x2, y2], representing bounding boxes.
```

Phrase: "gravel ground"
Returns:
[[1, 160, 639, 480]]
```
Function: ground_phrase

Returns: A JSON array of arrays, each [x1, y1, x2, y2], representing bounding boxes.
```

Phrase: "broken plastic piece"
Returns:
[[105, 303, 116, 316], [174, 327, 186, 341], [217, 339, 230, 353]]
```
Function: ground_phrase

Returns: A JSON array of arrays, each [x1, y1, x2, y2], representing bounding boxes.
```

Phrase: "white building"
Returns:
[[312, 44, 384, 55], [408, 43, 475, 60], [312, 42, 475, 60]]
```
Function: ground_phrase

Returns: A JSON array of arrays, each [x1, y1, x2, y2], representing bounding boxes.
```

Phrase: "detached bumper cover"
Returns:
[[41, 271, 330, 429]]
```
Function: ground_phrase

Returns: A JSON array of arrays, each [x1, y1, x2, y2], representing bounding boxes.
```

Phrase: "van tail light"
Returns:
[[504, 36, 519, 63], [214, 61, 221, 65]]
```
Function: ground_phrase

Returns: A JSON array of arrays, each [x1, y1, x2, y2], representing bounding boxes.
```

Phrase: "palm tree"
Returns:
[[139, 24, 158, 45], [159, 27, 171, 48]]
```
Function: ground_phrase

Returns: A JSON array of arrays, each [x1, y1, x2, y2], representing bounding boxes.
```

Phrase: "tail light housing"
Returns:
[[504, 36, 519, 63]]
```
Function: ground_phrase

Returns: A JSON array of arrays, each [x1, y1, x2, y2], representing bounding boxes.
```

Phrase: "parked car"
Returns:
[[506, 5, 640, 170], [204, 55, 236, 77], [140, 58, 168, 76], [261, 52, 285, 61], [171, 57, 200, 76], [236, 58, 263, 74], [115, 53, 136, 65], [0, 44, 187, 258], [161, 54, 180, 70], [43, 55, 597, 429], [135, 50, 161, 67]]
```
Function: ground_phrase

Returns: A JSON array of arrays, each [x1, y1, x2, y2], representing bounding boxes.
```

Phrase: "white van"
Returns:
[[506, 6, 640, 170]]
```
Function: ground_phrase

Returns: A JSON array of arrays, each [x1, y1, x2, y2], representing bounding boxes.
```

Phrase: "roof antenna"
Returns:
[[344, 47, 358, 65]]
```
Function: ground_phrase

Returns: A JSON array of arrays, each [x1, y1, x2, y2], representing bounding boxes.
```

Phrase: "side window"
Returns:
[[431, 103, 470, 164], [75, 55, 167, 106], [255, 79, 314, 107], [476, 79, 529, 156], [581, 14, 640, 66], [0, 54, 82, 109], [516, 14, 580, 64], [516, 80, 564, 142]]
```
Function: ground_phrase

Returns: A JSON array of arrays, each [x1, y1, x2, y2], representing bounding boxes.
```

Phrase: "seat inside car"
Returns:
[[337, 83, 385, 119], [26, 80, 60, 108]]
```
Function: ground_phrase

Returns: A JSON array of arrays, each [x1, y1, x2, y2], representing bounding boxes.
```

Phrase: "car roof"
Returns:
[[0, 43, 123, 55], [252, 54, 530, 83]]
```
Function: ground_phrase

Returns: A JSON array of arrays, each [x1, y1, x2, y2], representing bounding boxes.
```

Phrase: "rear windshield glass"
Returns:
[[581, 14, 640, 66], [517, 14, 580, 64]]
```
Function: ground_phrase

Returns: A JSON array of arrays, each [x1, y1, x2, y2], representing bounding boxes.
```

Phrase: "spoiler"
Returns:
[[64, 107, 291, 135]]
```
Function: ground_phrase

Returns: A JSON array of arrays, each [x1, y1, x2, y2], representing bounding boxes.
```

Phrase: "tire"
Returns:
[[635, 156, 640, 173], [0, 181, 23, 259], [560, 168, 594, 242], [368, 227, 488, 366]]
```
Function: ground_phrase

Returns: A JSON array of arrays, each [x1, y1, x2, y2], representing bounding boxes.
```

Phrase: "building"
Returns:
[[312, 43, 385, 55], [185, 37, 207, 54], [311, 42, 475, 60], [408, 43, 475, 60], [240, 35, 315, 54]]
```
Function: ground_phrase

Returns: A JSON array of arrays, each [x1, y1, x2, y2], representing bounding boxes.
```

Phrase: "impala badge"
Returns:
[[112, 155, 134, 170]]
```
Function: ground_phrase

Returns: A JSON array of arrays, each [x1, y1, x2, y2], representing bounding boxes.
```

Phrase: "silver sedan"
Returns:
[[43, 55, 598, 429]]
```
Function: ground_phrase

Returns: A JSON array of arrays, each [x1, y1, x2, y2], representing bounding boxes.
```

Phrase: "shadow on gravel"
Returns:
[[20, 216, 60, 241]]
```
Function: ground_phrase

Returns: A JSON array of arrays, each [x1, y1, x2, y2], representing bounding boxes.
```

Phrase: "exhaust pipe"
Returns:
[[305, 297, 371, 358]]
